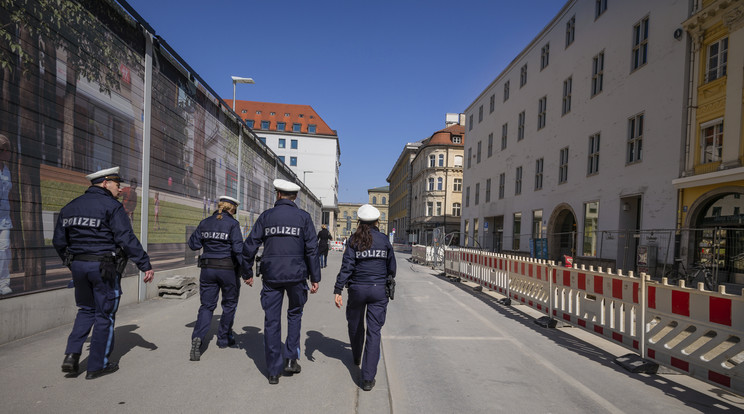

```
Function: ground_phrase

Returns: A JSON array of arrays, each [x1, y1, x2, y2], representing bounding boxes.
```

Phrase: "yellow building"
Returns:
[[367, 186, 389, 235], [677, 0, 744, 282]]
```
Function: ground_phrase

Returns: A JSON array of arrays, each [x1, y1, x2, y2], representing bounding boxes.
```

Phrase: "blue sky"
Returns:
[[124, 0, 566, 203]]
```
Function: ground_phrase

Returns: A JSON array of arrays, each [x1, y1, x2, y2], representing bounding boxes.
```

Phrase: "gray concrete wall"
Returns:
[[0, 265, 200, 345]]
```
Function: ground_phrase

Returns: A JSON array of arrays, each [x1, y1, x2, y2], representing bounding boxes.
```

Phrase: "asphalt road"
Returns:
[[1, 251, 742, 413]]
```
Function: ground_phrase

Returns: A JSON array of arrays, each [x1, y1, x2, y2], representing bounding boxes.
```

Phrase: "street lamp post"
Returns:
[[231, 76, 254, 211]]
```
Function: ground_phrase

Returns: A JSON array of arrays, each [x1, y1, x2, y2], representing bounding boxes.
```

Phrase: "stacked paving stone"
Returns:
[[157, 275, 198, 299]]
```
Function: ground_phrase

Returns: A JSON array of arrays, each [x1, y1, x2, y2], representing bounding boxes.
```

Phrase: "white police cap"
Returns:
[[85, 166, 121, 184], [219, 195, 240, 206], [357, 204, 380, 221], [273, 179, 300, 193]]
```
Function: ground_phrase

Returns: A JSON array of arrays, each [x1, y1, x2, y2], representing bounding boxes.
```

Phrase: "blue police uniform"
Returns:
[[242, 198, 321, 379], [53, 185, 151, 375], [188, 209, 244, 349], [334, 227, 396, 383]]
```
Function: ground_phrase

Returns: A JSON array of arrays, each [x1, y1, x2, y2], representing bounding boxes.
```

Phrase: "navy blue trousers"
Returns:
[[192, 267, 240, 346], [65, 261, 121, 373], [346, 284, 388, 381], [260, 281, 308, 376]]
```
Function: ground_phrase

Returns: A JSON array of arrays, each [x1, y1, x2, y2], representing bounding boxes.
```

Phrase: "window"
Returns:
[[632, 17, 649, 71], [438, 154, 444, 167], [627, 113, 643, 164], [583, 201, 599, 256], [454, 155, 463, 167], [501, 123, 508, 150], [428, 177, 435, 191], [277, 122, 286, 131], [426, 202, 433, 216], [485, 178, 491, 202], [452, 203, 461, 217], [537, 96, 547, 130], [477, 141, 482, 163], [515, 166, 522, 195], [292, 123, 301, 132], [479, 105, 483, 123], [562, 77, 572, 115], [278, 138, 286, 148], [373, 196, 377, 204], [595, 0, 607, 18], [308, 125, 317, 133], [499, 173, 505, 199], [490, 94, 495, 113], [588, 133, 600, 175], [469, 114, 473, 131], [436, 202, 442, 216], [566, 16, 575, 47], [429, 154, 436, 167], [504, 81, 510, 101], [532, 210, 543, 239], [520, 64, 528, 87], [437, 177, 443, 191], [559, 147, 569, 183], [592, 51, 604, 96], [467, 148, 472, 168], [261, 120, 270, 129], [513, 212, 521, 250], [453, 178, 462, 192], [452, 135, 462, 144], [290, 156, 297, 166], [518, 111, 525, 140], [541, 43, 550, 70], [466, 187, 470, 207], [246, 120, 255, 128], [475, 182, 480, 205], [258, 137, 266, 144], [270, 112, 276, 116], [706, 37, 728, 82], [488, 133, 494, 157], [291, 139, 298, 149], [535, 158, 543, 190], [278, 155, 285, 163], [700, 119, 724, 163], [382, 197, 386, 204]]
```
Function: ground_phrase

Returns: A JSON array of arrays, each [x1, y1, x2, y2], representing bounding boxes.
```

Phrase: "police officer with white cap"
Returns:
[[53, 167, 154, 379], [334, 204, 396, 391], [188, 195, 246, 361], [242, 179, 321, 384]]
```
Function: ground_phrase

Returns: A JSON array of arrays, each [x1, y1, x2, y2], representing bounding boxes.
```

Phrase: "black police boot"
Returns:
[[361, 379, 376, 391], [268, 374, 280, 385], [283, 358, 301, 375], [190, 337, 201, 361], [61, 353, 80, 373], [85, 362, 119, 380]]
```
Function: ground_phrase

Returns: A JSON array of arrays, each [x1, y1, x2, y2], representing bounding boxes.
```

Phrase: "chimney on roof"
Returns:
[[445, 113, 465, 127]]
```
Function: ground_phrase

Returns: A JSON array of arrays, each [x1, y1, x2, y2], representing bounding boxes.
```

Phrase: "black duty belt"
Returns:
[[198, 257, 235, 269], [73, 254, 115, 262]]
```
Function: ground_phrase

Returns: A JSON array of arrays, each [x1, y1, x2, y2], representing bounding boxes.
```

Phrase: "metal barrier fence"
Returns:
[[444, 247, 744, 395]]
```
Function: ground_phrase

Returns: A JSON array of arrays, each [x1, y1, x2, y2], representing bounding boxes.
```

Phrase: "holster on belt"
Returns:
[[385, 275, 396, 300], [115, 247, 129, 275], [72, 253, 116, 282]]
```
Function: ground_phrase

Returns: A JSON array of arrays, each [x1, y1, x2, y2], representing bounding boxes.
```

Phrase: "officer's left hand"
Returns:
[[244, 277, 254, 287], [310, 282, 319, 294], [143, 269, 154, 283], [334, 293, 343, 308]]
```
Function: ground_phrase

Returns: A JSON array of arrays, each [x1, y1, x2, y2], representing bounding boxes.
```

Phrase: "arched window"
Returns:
[[382, 197, 386, 204], [437, 177, 443, 190], [372, 196, 377, 204], [438, 154, 444, 166]]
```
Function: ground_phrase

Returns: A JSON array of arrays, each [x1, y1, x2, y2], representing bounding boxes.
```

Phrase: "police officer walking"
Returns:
[[53, 167, 154, 380], [334, 204, 396, 391], [242, 179, 321, 384], [188, 195, 246, 361]]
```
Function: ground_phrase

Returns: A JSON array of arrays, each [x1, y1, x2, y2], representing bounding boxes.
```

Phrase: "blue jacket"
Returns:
[[334, 227, 396, 294], [242, 198, 320, 284], [52, 186, 151, 271], [189, 211, 244, 271]]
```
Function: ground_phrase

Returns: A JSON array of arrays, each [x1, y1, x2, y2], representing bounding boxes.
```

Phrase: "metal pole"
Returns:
[[233, 82, 242, 210], [139, 32, 154, 302]]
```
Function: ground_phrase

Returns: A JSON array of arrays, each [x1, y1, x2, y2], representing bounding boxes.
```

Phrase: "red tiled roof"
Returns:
[[226, 100, 337, 136], [422, 124, 465, 147]]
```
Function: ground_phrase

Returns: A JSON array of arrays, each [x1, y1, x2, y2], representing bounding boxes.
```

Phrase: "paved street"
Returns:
[[1, 252, 743, 413]]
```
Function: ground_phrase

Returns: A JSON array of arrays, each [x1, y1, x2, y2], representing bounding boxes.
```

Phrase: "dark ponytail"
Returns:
[[350, 221, 375, 251]]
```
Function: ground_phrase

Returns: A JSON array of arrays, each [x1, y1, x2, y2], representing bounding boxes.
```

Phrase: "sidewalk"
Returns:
[[0, 251, 389, 413]]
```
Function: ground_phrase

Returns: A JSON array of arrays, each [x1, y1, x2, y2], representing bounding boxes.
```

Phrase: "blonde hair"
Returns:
[[216, 200, 236, 219]]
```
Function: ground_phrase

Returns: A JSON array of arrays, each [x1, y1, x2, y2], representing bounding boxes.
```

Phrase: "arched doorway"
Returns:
[[547, 204, 577, 263]]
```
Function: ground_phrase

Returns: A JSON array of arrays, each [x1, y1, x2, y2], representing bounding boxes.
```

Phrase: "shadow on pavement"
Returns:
[[236, 326, 265, 375], [304, 330, 358, 382], [110, 324, 157, 362], [185, 315, 221, 355]]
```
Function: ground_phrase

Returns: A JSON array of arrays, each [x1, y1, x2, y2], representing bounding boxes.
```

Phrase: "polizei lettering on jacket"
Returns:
[[355, 249, 387, 258], [264, 226, 301, 236], [201, 231, 229, 240], [62, 217, 101, 228]]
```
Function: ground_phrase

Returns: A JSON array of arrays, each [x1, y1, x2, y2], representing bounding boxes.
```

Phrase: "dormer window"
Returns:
[[452, 135, 462, 144]]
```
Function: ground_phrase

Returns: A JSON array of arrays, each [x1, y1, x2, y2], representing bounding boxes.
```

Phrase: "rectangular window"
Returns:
[[291, 139, 298, 149], [452, 135, 462, 144], [464, 220, 469, 246], [537, 97, 547, 130], [485, 178, 491, 202], [454, 155, 463, 167], [428, 177, 435, 191], [583, 201, 599, 256], [277, 122, 286, 131], [518, 111, 525, 140], [513, 212, 521, 250], [504, 81, 510, 101], [490, 94, 495, 113], [467, 148, 472, 168], [479, 105, 483, 123], [595, 0, 607, 18], [566, 16, 575, 47], [437, 177, 443, 191], [700, 119, 724, 163], [541, 43, 550, 70], [429, 154, 436, 167], [532, 210, 543, 239], [453, 178, 462, 192], [465, 186, 470, 207], [247, 120, 255, 128], [477, 141, 482, 163], [278, 155, 285, 163], [308, 124, 317, 133], [488, 133, 494, 157], [292, 123, 301, 132], [592, 51, 604, 96], [627, 113, 643, 164], [258, 137, 266, 144], [261, 120, 270, 129], [535, 158, 543, 190], [473, 218, 479, 248], [452, 203, 461, 217], [588, 133, 600, 175], [520, 64, 528, 87], [707, 37, 728, 82], [278, 138, 286, 148], [290, 156, 297, 166], [469, 114, 473, 131], [559, 147, 569, 184], [438, 154, 444, 167], [426, 202, 433, 216], [562, 77, 572, 115], [501, 123, 508, 150], [515, 166, 522, 195], [632, 17, 649, 71], [499, 173, 505, 199], [436, 201, 442, 216], [475, 182, 480, 205]]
